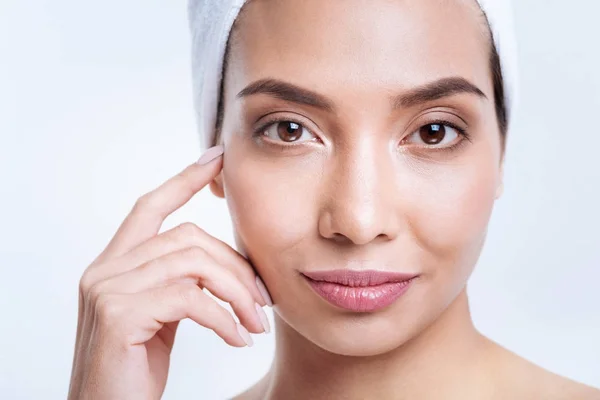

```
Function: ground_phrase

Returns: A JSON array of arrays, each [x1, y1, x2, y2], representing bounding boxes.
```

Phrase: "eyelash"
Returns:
[[252, 116, 472, 152], [409, 118, 472, 153], [252, 117, 318, 147]]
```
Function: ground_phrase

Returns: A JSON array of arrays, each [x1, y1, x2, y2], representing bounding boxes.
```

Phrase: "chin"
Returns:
[[275, 306, 430, 357], [273, 278, 455, 357], [312, 328, 420, 357]]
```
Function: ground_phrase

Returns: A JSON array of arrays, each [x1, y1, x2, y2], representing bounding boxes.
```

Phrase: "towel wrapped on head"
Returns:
[[187, 0, 519, 152]]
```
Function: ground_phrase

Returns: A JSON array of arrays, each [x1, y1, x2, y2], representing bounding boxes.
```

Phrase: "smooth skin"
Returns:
[[68, 150, 272, 400], [69, 0, 600, 399], [211, 0, 598, 399]]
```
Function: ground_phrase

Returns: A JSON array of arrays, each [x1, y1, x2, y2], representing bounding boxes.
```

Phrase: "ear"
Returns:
[[209, 171, 225, 199], [495, 159, 505, 200], [495, 181, 504, 199]]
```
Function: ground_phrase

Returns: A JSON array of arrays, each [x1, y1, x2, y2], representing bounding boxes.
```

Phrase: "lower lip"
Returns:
[[303, 275, 415, 312]]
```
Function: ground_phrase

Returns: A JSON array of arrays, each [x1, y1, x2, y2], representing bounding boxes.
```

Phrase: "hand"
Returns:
[[68, 146, 273, 400]]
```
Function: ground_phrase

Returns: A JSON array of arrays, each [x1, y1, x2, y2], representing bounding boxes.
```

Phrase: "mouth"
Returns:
[[301, 269, 419, 313]]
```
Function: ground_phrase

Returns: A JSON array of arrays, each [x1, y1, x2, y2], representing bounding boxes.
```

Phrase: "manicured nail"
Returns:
[[255, 276, 273, 307], [236, 323, 253, 347], [196, 145, 224, 165], [255, 302, 271, 334]]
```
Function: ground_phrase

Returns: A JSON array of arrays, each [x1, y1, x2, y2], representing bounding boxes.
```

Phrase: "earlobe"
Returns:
[[495, 181, 504, 199], [496, 159, 505, 199], [209, 172, 225, 198]]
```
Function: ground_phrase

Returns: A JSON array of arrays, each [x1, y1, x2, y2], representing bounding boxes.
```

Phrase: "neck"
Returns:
[[260, 287, 493, 400]]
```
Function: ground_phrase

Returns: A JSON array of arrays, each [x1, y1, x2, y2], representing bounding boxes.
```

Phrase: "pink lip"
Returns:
[[301, 269, 418, 312]]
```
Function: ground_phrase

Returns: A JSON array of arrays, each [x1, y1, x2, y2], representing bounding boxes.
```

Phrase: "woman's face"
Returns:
[[211, 0, 503, 356]]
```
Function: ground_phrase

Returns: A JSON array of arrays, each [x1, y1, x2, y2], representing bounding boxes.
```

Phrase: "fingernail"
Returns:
[[196, 145, 224, 165], [255, 302, 271, 334], [236, 323, 253, 347], [255, 276, 273, 307]]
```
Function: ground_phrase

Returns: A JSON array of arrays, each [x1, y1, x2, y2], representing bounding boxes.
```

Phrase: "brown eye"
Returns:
[[261, 119, 316, 144], [404, 122, 460, 148], [419, 124, 446, 145], [276, 121, 303, 142]]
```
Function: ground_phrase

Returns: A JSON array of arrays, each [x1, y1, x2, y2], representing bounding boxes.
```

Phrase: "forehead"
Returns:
[[228, 0, 492, 101]]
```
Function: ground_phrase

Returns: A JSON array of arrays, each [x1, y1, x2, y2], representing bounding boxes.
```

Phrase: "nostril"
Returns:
[[330, 232, 353, 245], [332, 232, 347, 242]]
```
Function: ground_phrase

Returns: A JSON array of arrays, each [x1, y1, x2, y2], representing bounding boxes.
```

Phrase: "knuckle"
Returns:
[[181, 245, 208, 261], [205, 298, 225, 322], [160, 223, 206, 252], [132, 191, 156, 214], [95, 293, 124, 324], [177, 284, 200, 305], [78, 270, 95, 295], [141, 258, 174, 283], [233, 287, 255, 309], [87, 280, 108, 303], [176, 222, 206, 241], [242, 286, 256, 304]]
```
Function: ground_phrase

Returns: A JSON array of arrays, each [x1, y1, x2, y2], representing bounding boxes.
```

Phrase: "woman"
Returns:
[[68, 0, 600, 399]]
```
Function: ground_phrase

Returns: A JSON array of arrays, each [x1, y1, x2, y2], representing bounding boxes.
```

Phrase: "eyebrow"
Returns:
[[236, 77, 487, 112], [237, 78, 335, 112], [393, 77, 487, 109]]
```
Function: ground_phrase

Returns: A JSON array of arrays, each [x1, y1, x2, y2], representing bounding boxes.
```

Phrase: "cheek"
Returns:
[[221, 146, 321, 263], [405, 151, 499, 273]]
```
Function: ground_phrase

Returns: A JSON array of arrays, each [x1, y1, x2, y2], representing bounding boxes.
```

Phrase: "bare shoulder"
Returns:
[[534, 369, 600, 400], [485, 339, 600, 400]]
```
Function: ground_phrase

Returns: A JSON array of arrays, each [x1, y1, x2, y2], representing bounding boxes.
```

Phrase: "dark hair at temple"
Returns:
[[480, 7, 509, 145], [213, 27, 233, 147]]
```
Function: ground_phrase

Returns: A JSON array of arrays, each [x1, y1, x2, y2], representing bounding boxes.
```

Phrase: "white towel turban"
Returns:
[[188, 0, 519, 152]]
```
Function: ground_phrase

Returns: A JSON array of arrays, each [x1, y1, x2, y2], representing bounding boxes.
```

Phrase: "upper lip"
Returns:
[[301, 269, 419, 287]]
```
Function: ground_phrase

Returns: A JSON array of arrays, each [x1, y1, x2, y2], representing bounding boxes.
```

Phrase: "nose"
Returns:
[[318, 142, 400, 246]]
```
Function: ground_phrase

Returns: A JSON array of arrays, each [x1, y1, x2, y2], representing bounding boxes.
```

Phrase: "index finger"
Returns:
[[98, 145, 224, 261]]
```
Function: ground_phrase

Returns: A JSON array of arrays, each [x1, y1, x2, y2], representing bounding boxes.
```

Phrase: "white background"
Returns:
[[1, 1, 598, 398]]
